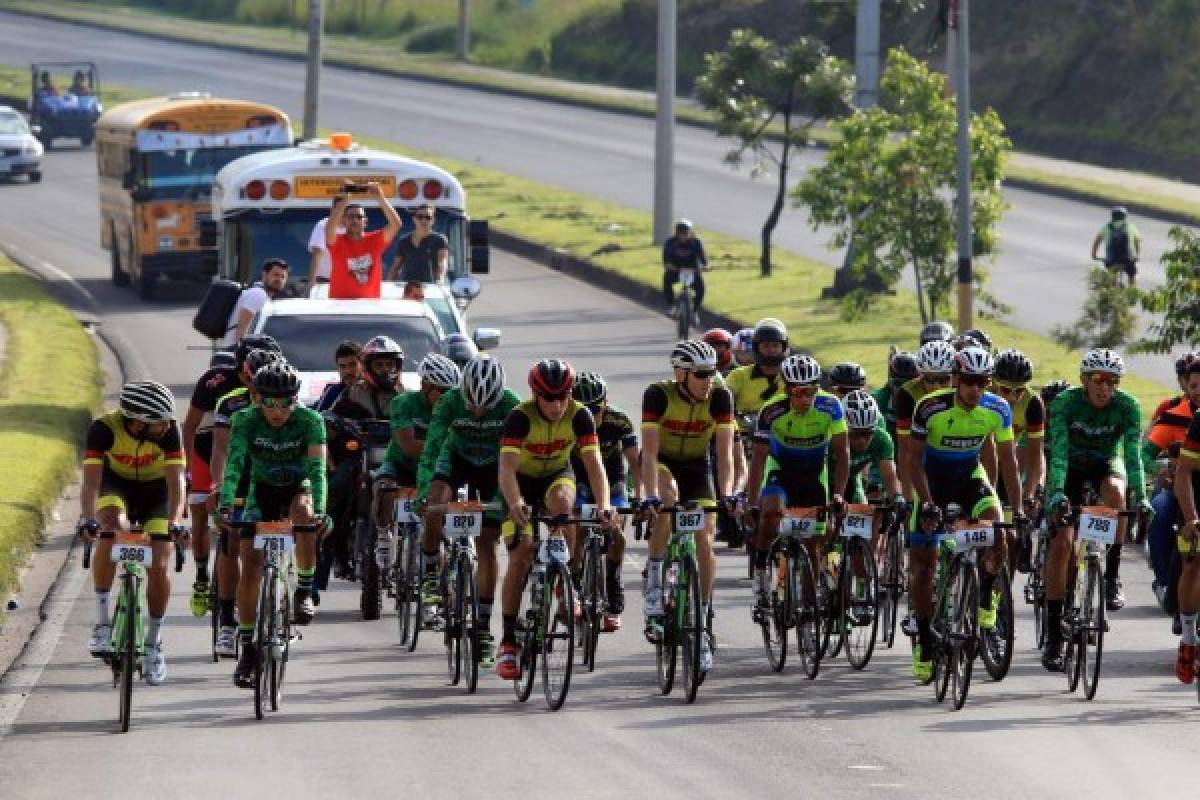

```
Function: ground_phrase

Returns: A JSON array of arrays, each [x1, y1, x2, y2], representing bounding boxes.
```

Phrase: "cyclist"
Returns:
[[953, 328, 993, 351], [181, 334, 279, 621], [703, 328, 735, 377], [496, 359, 615, 679], [219, 361, 328, 688], [919, 320, 954, 347], [732, 328, 756, 367], [640, 340, 736, 673], [80, 381, 186, 685], [874, 350, 919, 444], [992, 349, 1046, 573], [905, 347, 1026, 683], [333, 335, 404, 421], [1091, 206, 1141, 286], [1042, 349, 1147, 671], [827, 361, 867, 399], [745, 354, 849, 615], [662, 219, 708, 318], [725, 319, 789, 418], [1171, 363, 1200, 683], [841, 391, 903, 506], [418, 355, 520, 669], [571, 371, 641, 631], [895, 339, 957, 495], [206, 347, 281, 656], [376, 353, 461, 625]]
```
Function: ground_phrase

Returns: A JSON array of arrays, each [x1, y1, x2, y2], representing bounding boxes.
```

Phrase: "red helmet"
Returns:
[[528, 358, 576, 398], [702, 328, 734, 369]]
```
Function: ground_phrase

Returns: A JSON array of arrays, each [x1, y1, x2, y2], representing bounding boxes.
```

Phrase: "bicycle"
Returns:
[[838, 503, 882, 670], [81, 526, 185, 733], [390, 488, 423, 652], [876, 503, 906, 650], [575, 505, 636, 672], [356, 419, 394, 621], [250, 520, 310, 720], [1057, 485, 1137, 701], [674, 267, 699, 340], [209, 525, 241, 663], [757, 506, 824, 678]]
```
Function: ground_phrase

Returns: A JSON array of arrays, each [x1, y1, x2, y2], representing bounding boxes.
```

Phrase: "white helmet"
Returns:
[[670, 340, 718, 371], [119, 380, 176, 423], [953, 346, 995, 377], [461, 356, 506, 409], [917, 340, 956, 374], [418, 353, 461, 390], [843, 390, 880, 430], [1080, 348, 1125, 377], [780, 354, 821, 386]]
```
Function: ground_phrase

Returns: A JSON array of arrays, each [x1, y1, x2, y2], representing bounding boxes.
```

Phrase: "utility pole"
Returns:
[[302, 0, 323, 141], [653, 0, 676, 245], [854, 0, 881, 109], [457, 0, 470, 62], [950, 0, 974, 331]]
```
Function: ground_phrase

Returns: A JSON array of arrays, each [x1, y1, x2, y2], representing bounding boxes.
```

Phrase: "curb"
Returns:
[[6, 6, 1198, 228]]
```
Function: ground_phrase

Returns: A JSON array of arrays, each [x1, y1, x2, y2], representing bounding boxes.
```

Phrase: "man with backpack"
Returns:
[[1091, 206, 1142, 286]]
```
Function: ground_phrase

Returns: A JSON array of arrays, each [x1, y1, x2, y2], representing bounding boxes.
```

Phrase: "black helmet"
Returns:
[[919, 320, 955, 346], [244, 348, 281, 377], [751, 318, 788, 365], [253, 361, 301, 398], [573, 371, 608, 406], [1174, 351, 1198, 377], [995, 349, 1033, 384], [1040, 379, 1071, 409], [235, 333, 281, 371], [1112, 206, 1127, 221], [889, 351, 919, 384], [442, 332, 478, 368], [828, 361, 867, 390]]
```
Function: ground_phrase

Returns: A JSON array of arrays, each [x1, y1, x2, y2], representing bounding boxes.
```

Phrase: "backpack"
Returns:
[[192, 279, 243, 339], [1107, 223, 1131, 263]]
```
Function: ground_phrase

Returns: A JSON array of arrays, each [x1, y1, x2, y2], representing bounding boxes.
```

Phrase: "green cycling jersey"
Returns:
[[385, 389, 434, 471], [417, 387, 521, 496], [1046, 387, 1144, 501], [220, 405, 327, 515]]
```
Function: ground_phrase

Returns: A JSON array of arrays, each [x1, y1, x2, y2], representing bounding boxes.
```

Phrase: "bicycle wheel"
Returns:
[[842, 538, 879, 670], [458, 552, 481, 694], [950, 561, 979, 711], [656, 583, 677, 696], [761, 550, 787, 673], [253, 566, 273, 721], [360, 528, 382, 621], [676, 289, 692, 340], [880, 528, 902, 649], [791, 546, 822, 680], [680, 555, 703, 704], [1080, 556, 1105, 701], [514, 619, 537, 703], [117, 574, 137, 733], [931, 563, 956, 704], [541, 560, 575, 710], [578, 538, 600, 672], [1064, 563, 1082, 694], [444, 562, 462, 686], [819, 552, 845, 660], [395, 528, 415, 647], [408, 546, 425, 654], [210, 561, 220, 663], [982, 564, 1015, 681], [271, 572, 291, 712]]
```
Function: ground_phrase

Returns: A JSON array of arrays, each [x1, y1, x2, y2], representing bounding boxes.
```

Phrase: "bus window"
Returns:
[[140, 145, 279, 200]]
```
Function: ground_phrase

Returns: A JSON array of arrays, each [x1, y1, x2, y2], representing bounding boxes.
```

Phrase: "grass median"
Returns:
[[0, 254, 101, 611]]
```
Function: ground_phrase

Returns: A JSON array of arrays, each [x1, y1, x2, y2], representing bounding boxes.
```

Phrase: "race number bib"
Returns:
[[539, 536, 570, 565], [951, 521, 994, 549], [579, 504, 602, 527], [841, 504, 874, 539], [779, 508, 820, 538], [674, 509, 705, 533], [445, 510, 482, 538], [394, 495, 419, 523], [111, 532, 153, 565], [254, 521, 295, 554], [1077, 506, 1118, 546]]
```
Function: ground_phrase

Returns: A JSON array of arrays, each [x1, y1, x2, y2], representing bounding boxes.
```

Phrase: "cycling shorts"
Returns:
[[658, 456, 716, 510], [1065, 461, 1124, 506], [761, 466, 828, 509], [97, 469, 171, 539], [373, 460, 417, 488], [243, 480, 310, 538], [907, 469, 999, 548], [433, 453, 501, 507], [189, 454, 213, 504]]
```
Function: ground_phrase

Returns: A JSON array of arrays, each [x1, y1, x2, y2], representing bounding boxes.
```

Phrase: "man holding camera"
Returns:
[[326, 182, 403, 300]]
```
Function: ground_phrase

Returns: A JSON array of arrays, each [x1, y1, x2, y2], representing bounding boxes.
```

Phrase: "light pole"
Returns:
[[653, 0, 676, 245], [302, 0, 323, 141], [950, 0, 974, 331], [457, 0, 470, 62]]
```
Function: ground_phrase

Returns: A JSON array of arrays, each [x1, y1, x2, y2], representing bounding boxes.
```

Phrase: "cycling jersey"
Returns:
[[501, 398, 599, 479], [642, 380, 734, 462], [1046, 387, 1144, 500], [910, 389, 1013, 481], [187, 366, 239, 463], [754, 391, 847, 471], [417, 387, 521, 496], [1178, 414, 1200, 496], [894, 377, 942, 437], [220, 406, 328, 515], [845, 425, 895, 502], [386, 390, 435, 473], [1144, 396, 1195, 465], [213, 387, 253, 499], [84, 411, 186, 482], [724, 365, 784, 415], [1006, 388, 1045, 445], [570, 406, 637, 485], [872, 384, 898, 441]]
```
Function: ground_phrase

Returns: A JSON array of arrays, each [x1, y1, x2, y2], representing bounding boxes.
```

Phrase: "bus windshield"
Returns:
[[140, 145, 279, 200]]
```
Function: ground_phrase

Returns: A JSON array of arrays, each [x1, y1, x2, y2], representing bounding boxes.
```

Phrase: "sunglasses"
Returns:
[[923, 373, 952, 385], [537, 391, 570, 402], [690, 369, 716, 380], [260, 396, 296, 409], [958, 375, 991, 388], [414, 214, 433, 221], [1088, 373, 1120, 387], [993, 381, 1025, 393], [786, 384, 818, 397]]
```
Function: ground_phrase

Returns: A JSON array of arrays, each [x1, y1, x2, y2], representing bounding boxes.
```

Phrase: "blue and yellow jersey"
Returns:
[[754, 391, 847, 470], [910, 389, 1013, 479]]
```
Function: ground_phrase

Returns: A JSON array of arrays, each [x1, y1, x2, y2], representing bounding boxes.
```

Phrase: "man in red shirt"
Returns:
[[325, 182, 402, 299]]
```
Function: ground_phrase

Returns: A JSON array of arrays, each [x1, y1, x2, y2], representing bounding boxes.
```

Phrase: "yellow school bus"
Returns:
[[95, 92, 292, 299]]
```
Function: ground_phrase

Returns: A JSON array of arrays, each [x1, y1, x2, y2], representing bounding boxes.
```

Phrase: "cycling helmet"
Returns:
[[417, 353, 461, 390], [462, 356, 506, 410], [916, 340, 956, 374], [953, 346, 995, 377], [829, 361, 867, 389], [961, 328, 993, 350], [1112, 206, 1127, 221], [361, 335, 404, 391], [1040, 379, 1071, 408], [670, 339, 719, 371], [235, 333, 281, 371], [703, 328, 734, 369], [843, 390, 881, 430], [994, 349, 1033, 384], [752, 318, 789, 365], [1080, 348, 1125, 377], [780, 354, 821, 386], [732, 328, 756, 365], [919, 320, 955, 346], [573, 371, 608, 406], [1175, 351, 1198, 377], [244, 348, 281, 377], [889, 350, 920, 384], [528, 359, 576, 397], [210, 349, 236, 370], [443, 332, 478, 368], [253, 361, 301, 398], [675, 218, 693, 231], [119, 380, 176, 423]]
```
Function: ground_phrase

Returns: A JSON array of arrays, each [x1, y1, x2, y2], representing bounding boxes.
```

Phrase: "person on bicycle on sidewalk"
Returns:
[[218, 361, 328, 689], [80, 381, 187, 685], [417, 355, 520, 670], [744, 354, 849, 619], [1090, 206, 1142, 286], [376, 353, 461, 627], [662, 219, 708, 318], [1170, 364, 1200, 684], [570, 371, 641, 632], [640, 340, 736, 674], [904, 347, 1027, 684], [1042, 349, 1148, 672], [496, 360, 616, 680]]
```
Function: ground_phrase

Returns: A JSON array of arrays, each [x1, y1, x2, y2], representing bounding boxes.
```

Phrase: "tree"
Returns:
[[793, 48, 1010, 320], [1051, 268, 1138, 351], [1134, 224, 1200, 353], [696, 30, 852, 277]]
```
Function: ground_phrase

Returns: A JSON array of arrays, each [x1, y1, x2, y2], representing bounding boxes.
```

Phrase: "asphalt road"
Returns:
[[1, 135, 1199, 799], [0, 11, 1184, 385]]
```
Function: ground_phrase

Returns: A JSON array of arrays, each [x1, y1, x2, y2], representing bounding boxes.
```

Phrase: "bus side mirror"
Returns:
[[469, 219, 489, 274]]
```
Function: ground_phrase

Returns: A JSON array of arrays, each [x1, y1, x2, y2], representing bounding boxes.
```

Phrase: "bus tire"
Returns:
[[137, 266, 157, 300], [111, 227, 130, 287]]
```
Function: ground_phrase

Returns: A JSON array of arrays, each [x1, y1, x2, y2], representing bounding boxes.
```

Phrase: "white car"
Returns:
[[0, 106, 43, 183], [251, 280, 500, 408]]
